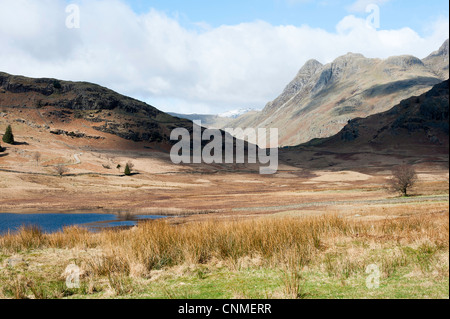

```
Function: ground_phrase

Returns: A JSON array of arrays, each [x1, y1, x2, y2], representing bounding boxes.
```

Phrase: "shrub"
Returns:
[[53, 80, 62, 90], [2, 125, 14, 144], [124, 164, 131, 176]]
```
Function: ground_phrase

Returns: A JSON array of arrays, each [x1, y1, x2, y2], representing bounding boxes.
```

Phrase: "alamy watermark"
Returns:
[[65, 4, 81, 29], [170, 121, 279, 175], [365, 264, 381, 289], [366, 4, 380, 29], [65, 264, 81, 289]]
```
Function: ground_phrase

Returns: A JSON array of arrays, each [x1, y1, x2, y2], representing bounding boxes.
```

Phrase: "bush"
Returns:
[[53, 80, 62, 90], [124, 164, 131, 176], [2, 125, 14, 144]]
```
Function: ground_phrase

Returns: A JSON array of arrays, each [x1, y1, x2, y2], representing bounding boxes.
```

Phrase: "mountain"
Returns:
[[168, 112, 233, 129], [0, 72, 192, 148], [281, 80, 449, 169], [313, 80, 448, 148], [169, 108, 257, 129], [228, 40, 449, 147], [423, 39, 449, 80], [218, 108, 256, 119]]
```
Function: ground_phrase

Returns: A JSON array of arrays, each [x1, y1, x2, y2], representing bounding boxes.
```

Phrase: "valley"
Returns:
[[0, 42, 448, 300]]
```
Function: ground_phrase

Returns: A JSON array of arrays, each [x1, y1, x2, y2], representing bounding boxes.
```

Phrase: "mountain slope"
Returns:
[[317, 79, 448, 149], [229, 40, 449, 147], [423, 39, 449, 80], [0, 72, 192, 148], [281, 80, 449, 170]]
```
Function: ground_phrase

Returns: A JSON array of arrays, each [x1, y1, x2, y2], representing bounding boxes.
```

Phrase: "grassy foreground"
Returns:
[[0, 209, 448, 299]]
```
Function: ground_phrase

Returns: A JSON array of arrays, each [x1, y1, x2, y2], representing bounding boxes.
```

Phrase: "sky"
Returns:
[[0, 0, 448, 114]]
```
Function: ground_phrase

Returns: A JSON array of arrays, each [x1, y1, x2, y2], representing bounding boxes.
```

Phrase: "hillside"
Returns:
[[0, 72, 193, 150], [281, 80, 449, 170], [228, 40, 449, 147]]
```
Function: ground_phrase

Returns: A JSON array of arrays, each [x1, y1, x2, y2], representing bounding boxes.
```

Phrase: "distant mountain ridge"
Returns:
[[227, 40, 449, 147], [219, 108, 256, 119], [169, 108, 257, 129]]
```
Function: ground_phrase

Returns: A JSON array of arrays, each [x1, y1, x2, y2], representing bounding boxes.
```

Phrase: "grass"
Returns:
[[0, 210, 448, 299]]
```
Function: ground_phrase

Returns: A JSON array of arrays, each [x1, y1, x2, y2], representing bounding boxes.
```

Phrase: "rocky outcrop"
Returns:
[[49, 129, 104, 140], [265, 59, 323, 113]]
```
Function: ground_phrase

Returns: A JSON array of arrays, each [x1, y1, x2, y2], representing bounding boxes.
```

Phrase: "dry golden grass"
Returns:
[[1, 210, 448, 280]]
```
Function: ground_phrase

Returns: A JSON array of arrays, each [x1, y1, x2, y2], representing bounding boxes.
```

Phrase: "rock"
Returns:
[[49, 128, 104, 140], [6, 256, 27, 268]]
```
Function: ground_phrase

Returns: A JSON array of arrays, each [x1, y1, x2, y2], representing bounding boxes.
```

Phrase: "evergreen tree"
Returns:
[[2, 125, 14, 144], [124, 163, 131, 176]]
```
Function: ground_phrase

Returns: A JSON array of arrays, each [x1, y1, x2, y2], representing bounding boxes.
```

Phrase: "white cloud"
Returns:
[[0, 0, 448, 114]]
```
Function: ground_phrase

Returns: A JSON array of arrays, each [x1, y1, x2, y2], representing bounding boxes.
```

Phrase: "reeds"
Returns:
[[1, 211, 448, 282]]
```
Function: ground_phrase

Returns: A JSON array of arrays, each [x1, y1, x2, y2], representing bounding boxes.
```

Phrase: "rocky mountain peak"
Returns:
[[297, 59, 323, 76], [427, 39, 449, 59], [384, 55, 425, 68], [264, 59, 324, 112], [423, 39, 449, 80]]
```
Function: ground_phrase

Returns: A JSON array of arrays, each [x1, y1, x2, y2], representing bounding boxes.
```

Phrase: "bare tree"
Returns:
[[33, 152, 41, 166], [389, 165, 417, 197], [54, 165, 69, 177]]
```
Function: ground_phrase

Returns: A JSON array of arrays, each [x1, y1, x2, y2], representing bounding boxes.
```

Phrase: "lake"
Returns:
[[0, 213, 166, 234]]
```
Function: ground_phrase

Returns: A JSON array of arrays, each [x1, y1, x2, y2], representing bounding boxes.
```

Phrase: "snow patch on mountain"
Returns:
[[218, 108, 256, 118]]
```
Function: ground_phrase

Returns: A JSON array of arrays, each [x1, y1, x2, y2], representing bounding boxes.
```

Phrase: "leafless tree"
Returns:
[[54, 165, 69, 177], [33, 152, 41, 166], [389, 165, 417, 197]]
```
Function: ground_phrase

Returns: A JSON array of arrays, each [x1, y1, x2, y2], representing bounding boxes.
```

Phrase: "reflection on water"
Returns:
[[0, 213, 166, 234]]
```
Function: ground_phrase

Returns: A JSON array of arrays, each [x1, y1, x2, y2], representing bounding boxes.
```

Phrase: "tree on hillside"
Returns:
[[2, 125, 14, 144], [53, 80, 62, 90], [126, 161, 135, 171], [389, 165, 418, 197], [33, 152, 42, 166], [0, 142, 3, 152], [54, 165, 69, 177], [124, 163, 131, 176]]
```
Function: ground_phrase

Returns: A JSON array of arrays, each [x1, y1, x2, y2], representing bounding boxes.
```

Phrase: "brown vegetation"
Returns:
[[1, 210, 448, 279]]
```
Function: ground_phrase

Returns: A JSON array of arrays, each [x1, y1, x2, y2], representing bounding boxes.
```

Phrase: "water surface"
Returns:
[[0, 213, 165, 234]]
